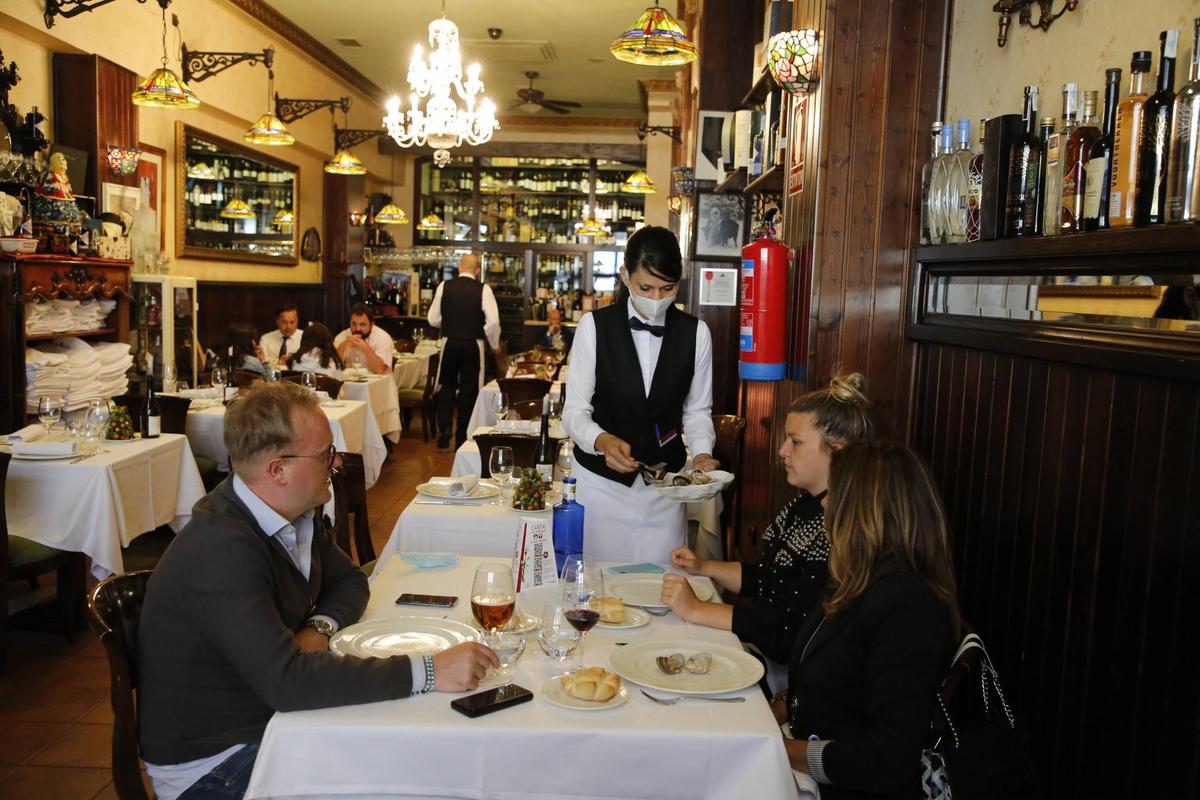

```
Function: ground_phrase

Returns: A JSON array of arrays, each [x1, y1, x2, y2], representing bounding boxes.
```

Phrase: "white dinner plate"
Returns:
[[596, 606, 651, 629], [330, 617, 479, 659], [105, 434, 142, 444], [604, 574, 714, 610], [608, 639, 763, 695], [10, 450, 80, 461], [416, 481, 501, 501], [541, 672, 629, 711], [651, 470, 736, 502]]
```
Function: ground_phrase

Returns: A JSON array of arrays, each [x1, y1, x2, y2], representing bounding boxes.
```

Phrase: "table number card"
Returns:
[[512, 517, 557, 592]]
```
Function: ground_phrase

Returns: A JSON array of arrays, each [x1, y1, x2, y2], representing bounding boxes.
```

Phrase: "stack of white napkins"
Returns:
[[93, 341, 133, 399], [446, 475, 479, 496], [25, 337, 115, 412], [68, 298, 116, 331], [24, 299, 75, 336]]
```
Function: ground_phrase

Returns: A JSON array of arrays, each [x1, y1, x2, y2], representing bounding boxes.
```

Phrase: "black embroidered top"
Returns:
[[731, 491, 829, 663]]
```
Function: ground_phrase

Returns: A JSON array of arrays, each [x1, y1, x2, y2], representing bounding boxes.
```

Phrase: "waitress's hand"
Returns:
[[594, 432, 637, 473], [661, 573, 701, 619], [692, 453, 720, 472]]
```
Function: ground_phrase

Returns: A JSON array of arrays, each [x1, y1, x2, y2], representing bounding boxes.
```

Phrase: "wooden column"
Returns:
[[52, 55, 140, 201]]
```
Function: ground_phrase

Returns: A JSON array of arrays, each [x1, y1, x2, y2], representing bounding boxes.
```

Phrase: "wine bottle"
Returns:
[[966, 119, 986, 242], [1063, 90, 1101, 231], [1166, 17, 1200, 222], [1027, 116, 1056, 235], [552, 476, 585, 576], [142, 382, 161, 439], [1006, 85, 1043, 237], [1110, 51, 1153, 227], [945, 119, 973, 244], [534, 395, 554, 483], [1135, 29, 1180, 225], [1084, 69, 1123, 231], [1043, 83, 1079, 236], [930, 125, 954, 244]]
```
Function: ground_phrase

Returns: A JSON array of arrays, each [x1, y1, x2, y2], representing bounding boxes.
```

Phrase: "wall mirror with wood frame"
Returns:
[[175, 123, 299, 265]]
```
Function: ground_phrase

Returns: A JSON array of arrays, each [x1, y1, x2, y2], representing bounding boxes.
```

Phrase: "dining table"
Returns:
[[184, 398, 388, 489], [392, 350, 430, 391], [243, 554, 802, 800], [338, 372, 402, 443], [3, 433, 206, 578], [465, 378, 564, 434]]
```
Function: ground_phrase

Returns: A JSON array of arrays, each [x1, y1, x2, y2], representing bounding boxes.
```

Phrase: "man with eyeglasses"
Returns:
[[137, 382, 497, 800]]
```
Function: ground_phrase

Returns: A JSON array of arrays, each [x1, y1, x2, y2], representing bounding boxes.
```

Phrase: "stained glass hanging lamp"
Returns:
[[132, 3, 200, 109], [767, 30, 820, 94], [610, 2, 698, 67], [417, 212, 445, 231], [219, 198, 255, 219], [622, 169, 658, 194], [246, 70, 295, 145]]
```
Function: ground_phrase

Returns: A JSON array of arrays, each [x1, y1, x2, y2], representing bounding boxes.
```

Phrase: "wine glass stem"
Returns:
[[577, 631, 586, 667]]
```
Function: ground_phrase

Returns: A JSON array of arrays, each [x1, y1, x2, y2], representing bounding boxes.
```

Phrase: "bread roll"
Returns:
[[560, 667, 622, 702], [589, 596, 626, 624]]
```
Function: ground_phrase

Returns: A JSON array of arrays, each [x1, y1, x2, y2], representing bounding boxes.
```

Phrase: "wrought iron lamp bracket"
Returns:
[[44, 0, 157, 29], [335, 127, 384, 152], [636, 122, 682, 142], [275, 95, 351, 124], [992, 0, 1079, 47], [181, 44, 273, 84]]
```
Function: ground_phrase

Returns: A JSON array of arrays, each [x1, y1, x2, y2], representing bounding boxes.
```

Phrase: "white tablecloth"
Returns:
[[185, 399, 388, 489], [4, 433, 205, 577], [466, 379, 563, 434], [392, 352, 430, 391], [339, 374, 402, 443], [244, 555, 800, 800]]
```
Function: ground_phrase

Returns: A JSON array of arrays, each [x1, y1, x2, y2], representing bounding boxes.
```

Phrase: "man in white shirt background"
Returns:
[[259, 304, 304, 367], [334, 303, 394, 374]]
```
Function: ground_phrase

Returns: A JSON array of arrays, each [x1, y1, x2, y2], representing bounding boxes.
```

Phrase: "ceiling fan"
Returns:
[[513, 71, 581, 115]]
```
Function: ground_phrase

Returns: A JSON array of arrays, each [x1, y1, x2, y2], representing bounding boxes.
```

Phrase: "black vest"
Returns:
[[440, 276, 486, 341], [573, 298, 698, 487]]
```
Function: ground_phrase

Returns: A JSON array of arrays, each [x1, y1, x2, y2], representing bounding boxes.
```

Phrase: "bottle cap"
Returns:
[[564, 476, 576, 485], [956, 118, 971, 140], [1040, 116, 1056, 127], [1131, 51, 1152, 71]]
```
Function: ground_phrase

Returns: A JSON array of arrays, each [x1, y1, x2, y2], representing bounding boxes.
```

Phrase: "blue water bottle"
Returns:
[[553, 477, 585, 575]]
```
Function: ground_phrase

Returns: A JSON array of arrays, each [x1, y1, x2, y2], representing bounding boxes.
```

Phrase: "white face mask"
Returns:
[[622, 270, 677, 324]]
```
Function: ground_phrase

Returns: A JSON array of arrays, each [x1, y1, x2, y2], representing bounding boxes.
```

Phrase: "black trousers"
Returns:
[[435, 338, 482, 446]]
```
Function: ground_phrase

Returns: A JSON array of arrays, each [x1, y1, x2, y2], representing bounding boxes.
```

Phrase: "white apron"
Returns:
[[572, 459, 687, 563]]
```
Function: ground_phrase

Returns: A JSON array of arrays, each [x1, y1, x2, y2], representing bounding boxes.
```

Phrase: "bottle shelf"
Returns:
[[745, 164, 784, 194], [26, 327, 117, 341], [915, 223, 1200, 266], [186, 176, 294, 188]]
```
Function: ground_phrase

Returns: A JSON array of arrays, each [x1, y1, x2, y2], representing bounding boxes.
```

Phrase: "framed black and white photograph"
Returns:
[[694, 192, 747, 260], [694, 111, 733, 182]]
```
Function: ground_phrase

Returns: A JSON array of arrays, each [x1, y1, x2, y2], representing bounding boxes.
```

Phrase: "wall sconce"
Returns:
[[768, 29, 820, 94], [348, 210, 367, 227], [275, 95, 351, 124], [44, 0, 155, 29], [335, 126, 385, 153], [635, 122, 681, 142], [181, 43, 273, 84], [106, 145, 141, 176], [993, 0, 1079, 47]]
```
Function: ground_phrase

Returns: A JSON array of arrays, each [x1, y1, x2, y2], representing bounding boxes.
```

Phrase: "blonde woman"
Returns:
[[783, 440, 959, 799], [662, 374, 872, 667]]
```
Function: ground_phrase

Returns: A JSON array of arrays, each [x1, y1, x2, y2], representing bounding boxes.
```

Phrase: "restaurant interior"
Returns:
[[1, 0, 1199, 798]]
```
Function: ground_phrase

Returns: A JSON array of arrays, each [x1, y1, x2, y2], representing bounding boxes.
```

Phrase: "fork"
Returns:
[[640, 690, 745, 705]]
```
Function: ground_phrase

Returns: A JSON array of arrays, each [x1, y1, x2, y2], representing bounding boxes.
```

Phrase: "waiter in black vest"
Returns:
[[428, 253, 501, 450], [562, 226, 718, 562]]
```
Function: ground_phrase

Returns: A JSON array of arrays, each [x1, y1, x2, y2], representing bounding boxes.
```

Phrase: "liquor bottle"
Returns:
[[1167, 17, 1200, 222], [1006, 85, 1042, 237], [1027, 116, 1056, 235], [147, 292, 161, 327], [1043, 84, 1079, 236], [966, 119, 986, 242], [534, 395, 554, 483], [1135, 30, 1180, 225], [141, 381, 161, 439], [930, 125, 955, 244], [919, 121, 943, 245], [945, 119, 974, 243], [1084, 69, 1122, 231], [1063, 90, 1101, 231], [553, 476, 585, 576], [1110, 51, 1153, 227]]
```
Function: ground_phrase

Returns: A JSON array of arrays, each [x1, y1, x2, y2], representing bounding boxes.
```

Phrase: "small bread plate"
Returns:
[[609, 639, 763, 695], [605, 574, 715, 611], [597, 606, 651, 629], [105, 433, 142, 444], [651, 470, 735, 502], [541, 672, 629, 711], [416, 479, 500, 502], [330, 617, 479, 659]]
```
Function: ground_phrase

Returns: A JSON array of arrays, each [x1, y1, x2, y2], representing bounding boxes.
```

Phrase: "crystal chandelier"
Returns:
[[383, 5, 499, 168]]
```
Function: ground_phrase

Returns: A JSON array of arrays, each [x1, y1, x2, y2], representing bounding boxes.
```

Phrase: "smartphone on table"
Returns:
[[395, 593, 458, 608], [451, 684, 533, 718]]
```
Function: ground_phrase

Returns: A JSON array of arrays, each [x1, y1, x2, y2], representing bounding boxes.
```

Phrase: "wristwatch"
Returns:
[[305, 617, 335, 637]]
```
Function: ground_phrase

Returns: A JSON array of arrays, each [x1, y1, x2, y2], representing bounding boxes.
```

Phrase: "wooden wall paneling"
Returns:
[[52, 55, 139, 200], [322, 172, 352, 331], [196, 283, 327, 355]]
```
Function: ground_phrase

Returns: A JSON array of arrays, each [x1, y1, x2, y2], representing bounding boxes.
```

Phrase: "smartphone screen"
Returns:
[[450, 684, 533, 718], [395, 593, 458, 608]]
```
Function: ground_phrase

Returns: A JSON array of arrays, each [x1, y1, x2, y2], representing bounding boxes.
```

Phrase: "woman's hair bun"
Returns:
[[828, 373, 868, 405]]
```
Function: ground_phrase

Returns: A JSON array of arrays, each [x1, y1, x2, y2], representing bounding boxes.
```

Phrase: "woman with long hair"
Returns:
[[783, 440, 959, 799], [662, 374, 873, 673], [286, 322, 342, 375], [223, 323, 270, 378]]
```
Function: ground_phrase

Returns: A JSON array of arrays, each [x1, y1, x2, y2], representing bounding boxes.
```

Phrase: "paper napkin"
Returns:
[[401, 553, 459, 570]]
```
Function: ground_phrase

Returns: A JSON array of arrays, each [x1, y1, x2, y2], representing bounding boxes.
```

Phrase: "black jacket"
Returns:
[[788, 564, 955, 799]]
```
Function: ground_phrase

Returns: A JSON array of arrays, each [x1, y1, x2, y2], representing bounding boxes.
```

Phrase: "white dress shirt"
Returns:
[[427, 279, 502, 350], [333, 325, 395, 370], [260, 328, 304, 365]]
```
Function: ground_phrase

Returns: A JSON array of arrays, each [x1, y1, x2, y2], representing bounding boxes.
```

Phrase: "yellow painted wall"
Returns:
[[945, 1, 1196, 128]]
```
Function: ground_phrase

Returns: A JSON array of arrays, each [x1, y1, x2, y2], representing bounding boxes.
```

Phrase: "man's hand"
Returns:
[[594, 432, 637, 473], [293, 628, 330, 654], [432, 642, 500, 692], [692, 453, 720, 472], [661, 573, 702, 620], [670, 546, 704, 576]]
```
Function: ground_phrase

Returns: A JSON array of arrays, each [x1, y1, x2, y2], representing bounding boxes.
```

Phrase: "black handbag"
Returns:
[[921, 633, 1039, 800]]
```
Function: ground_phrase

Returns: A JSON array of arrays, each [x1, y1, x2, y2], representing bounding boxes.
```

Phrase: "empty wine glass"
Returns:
[[84, 399, 110, 452], [37, 396, 61, 438], [162, 364, 177, 394], [489, 445, 514, 505], [210, 365, 228, 398], [560, 554, 604, 667], [412, 328, 424, 344], [536, 602, 580, 662], [493, 391, 509, 424], [300, 371, 317, 392]]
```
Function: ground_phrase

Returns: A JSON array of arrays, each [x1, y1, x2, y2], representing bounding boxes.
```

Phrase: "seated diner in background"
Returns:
[[136, 381, 497, 800], [781, 439, 959, 799], [662, 373, 873, 672], [221, 323, 271, 379], [334, 302, 393, 375], [285, 322, 343, 376], [258, 303, 304, 367]]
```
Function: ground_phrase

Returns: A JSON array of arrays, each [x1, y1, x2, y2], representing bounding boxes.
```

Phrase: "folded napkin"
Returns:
[[607, 563, 666, 574], [401, 553, 459, 570], [496, 419, 538, 433], [447, 475, 479, 497], [6, 424, 43, 444], [12, 440, 77, 456]]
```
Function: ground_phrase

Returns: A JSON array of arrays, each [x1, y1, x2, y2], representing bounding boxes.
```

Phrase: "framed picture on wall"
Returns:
[[101, 181, 141, 220], [694, 111, 733, 182], [137, 142, 166, 249], [693, 191, 747, 260]]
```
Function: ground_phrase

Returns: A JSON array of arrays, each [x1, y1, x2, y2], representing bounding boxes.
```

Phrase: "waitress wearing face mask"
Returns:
[[561, 226, 718, 562]]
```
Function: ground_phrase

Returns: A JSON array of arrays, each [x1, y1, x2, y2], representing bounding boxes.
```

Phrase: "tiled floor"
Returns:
[[0, 433, 453, 799]]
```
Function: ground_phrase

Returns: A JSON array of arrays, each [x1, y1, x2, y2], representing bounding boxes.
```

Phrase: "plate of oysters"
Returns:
[[649, 469, 735, 502]]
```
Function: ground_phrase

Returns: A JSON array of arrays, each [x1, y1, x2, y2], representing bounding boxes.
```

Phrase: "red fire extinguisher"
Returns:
[[739, 218, 790, 381]]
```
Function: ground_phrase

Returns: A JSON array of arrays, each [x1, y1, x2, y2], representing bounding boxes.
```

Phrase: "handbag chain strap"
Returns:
[[935, 634, 1016, 753]]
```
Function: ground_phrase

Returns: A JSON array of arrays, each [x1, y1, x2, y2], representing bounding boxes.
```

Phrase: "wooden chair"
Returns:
[[330, 452, 376, 567], [230, 368, 262, 390], [711, 414, 747, 561], [394, 338, 417, 354], [158, 395, 221, 490], [497, 377, 552, 405], [87, 570, 153, 800], [398, 353, 439, 442], [510, 398, 544, 420], [474, 432, 563, 478], [1, 452, 87, 672], [281, 371, 344, 397]]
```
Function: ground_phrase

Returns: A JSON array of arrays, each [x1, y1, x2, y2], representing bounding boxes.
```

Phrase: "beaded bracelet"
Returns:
[[421, 654, 436, 693]]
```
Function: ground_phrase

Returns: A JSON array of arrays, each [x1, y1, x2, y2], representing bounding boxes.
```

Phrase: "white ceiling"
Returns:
[[269, 0, 680, 118]]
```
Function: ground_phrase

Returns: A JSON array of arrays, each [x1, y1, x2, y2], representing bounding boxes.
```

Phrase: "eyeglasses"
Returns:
[[279, 443, 341, 473]]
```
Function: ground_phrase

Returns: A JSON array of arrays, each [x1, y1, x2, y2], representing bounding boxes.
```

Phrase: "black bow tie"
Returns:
[[629, 317, 666, 337]]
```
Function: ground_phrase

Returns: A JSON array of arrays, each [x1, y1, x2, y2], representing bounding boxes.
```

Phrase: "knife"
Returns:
[[414, 499, 486, 506]]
